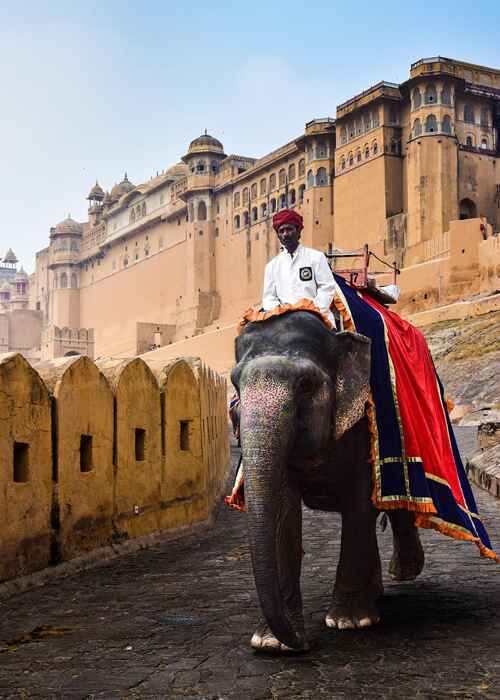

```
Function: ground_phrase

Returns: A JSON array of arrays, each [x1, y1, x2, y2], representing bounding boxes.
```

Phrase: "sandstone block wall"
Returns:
[[0, 353, 52, 581], [0, 352, 230, 584]]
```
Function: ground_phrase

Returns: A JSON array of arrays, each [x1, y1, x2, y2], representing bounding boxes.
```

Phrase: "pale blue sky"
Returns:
[[1, 0, 500, 271]]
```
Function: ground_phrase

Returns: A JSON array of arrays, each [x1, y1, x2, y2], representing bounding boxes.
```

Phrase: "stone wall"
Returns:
[[0, 352, 230, 584]]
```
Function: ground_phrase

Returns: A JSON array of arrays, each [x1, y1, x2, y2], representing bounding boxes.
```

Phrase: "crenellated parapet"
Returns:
[[0, 352, 230, 583]]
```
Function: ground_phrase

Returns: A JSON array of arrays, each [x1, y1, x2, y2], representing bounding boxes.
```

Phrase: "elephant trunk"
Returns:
[[240, 375, 305, 650]]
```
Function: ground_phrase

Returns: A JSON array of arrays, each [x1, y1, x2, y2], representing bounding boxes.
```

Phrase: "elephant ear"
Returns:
[[334, 331, 371, 440]]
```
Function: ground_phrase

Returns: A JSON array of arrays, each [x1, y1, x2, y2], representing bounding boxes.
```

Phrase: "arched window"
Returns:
[[288, 163, 296, 181], [316, 140, 328, 158], [480, 108, 489, 127], [71, 273, 77, 289], [340, 157, 346, 170], [251, 183, 257, 200], [211, 160, 219, 174], [130, 209, 136, 223], [441, 85, 451, 105], [340, 127, 347, 144], [356, 120, 363, 136], [260, 202, 267, 218], [269, 173, 276, 190], [307, 170, 314, 187], [424, 83, 437, 104], [356, 150, 362, 162], [60, 272, 68, 288], [466, 135, 474, 147], [290, 189, 296, 205], [299, 184, 305, 202], [481, 138, 488, 150], [298, 159, 305, 177], [141, 202, 146, 217], [425, 114, 437, 133], [412, 88, 422, 109], [348, 152, 354, 166], [242, 187, 249, 203], [348, 123, 355, 139], [279, 194, 286, 209], [197, 201, 207, 220], [364, 144, 370, 159], [251, 206, 258, 222], [260, 178, 266, 195], [233, 191, 240, 208], [372, 142, 378, 155], [363, 113, 372, 131], [279, 169, 286, 186], [464, 104, 475, 123], [442, 115, 452, 134], [316, 167, 328, 185], [270, 198, 277, 213], [196, 160, 205, 173], [243, 210, 249, 226], [459, 198, 477, 219], [372, 110, 380, 127], [234, 215, 240, 229]]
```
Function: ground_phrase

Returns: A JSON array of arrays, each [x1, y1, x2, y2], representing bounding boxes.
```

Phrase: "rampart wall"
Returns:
[[0, 352, 230, 584]]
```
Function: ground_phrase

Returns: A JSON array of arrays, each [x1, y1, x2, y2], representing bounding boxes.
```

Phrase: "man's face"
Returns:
[[277, 224, 300, 253]]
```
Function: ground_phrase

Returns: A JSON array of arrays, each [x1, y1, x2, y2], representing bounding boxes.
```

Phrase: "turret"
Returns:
[[87, 181, 105, 225]]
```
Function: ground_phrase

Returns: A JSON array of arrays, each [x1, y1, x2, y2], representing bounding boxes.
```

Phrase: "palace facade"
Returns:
[[21, 56, 500, 360]]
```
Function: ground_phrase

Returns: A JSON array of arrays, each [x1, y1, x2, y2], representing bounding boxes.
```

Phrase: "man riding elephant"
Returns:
[[226, 209, 497, 654]]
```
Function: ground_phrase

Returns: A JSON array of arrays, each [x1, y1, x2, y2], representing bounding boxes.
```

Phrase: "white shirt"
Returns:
[[262, 244, 338, 325]]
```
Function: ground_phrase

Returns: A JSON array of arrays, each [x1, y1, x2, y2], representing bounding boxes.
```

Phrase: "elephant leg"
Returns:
[[250, 476, 307, 653], [326, 506, 382, 630], [388, 510, 425, 581]]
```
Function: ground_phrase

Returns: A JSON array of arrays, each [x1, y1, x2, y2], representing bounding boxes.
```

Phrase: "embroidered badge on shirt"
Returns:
[[299, 266, 313, 281]]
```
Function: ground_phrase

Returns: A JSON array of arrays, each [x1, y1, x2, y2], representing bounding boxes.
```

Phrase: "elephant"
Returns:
[[230, 310, 424, 652]]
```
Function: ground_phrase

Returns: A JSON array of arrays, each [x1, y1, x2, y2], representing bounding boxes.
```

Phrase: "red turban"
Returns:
[[272, 209, 303, 232]]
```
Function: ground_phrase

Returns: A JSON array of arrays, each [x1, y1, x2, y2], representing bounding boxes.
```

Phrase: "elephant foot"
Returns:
[[325, 590, 381, 630], [250, 625, 309, 654], [389, 532, 425, 581]]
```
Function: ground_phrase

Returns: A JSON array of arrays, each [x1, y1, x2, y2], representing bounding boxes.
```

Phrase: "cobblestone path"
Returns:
[[0, 428, 499, 699]]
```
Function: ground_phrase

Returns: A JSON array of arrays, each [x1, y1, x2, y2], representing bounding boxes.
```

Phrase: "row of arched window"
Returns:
[[412, 84, 452, 109], [306, 167, 328, 187], [463, 103, 490, 126], [53, 272, 78, 289], [464, 134, 491, 150], [233, 187, 306, 229], [339, 141, 379, 170], [189, 159, 220, 175], [129, 201, 147, 224], [412, 114, 453, 137], [339, 110, 381, 145], [233, 160, 306, 208]]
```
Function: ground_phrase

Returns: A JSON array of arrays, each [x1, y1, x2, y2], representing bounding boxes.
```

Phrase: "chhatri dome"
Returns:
[[109, 173, 135, 201], [54, 215, 82, 236], [87, 181, 105, 200], [3, 248, 18, 264], [187, 132, 225, 156]]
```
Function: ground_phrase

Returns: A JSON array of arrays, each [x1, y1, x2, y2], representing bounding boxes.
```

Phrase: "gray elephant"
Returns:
[[230, 310, 424, 652]]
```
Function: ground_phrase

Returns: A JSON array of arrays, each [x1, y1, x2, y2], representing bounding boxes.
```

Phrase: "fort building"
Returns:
[[8, 56, 500, 361]]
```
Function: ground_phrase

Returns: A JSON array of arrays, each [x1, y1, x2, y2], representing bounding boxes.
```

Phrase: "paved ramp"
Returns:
[[0, 430, 499, 699]]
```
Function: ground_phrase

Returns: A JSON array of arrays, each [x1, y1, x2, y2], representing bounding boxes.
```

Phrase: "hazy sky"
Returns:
[[2, 0, 500, 272]]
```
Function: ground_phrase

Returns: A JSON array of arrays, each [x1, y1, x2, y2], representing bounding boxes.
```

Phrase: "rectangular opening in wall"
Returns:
[[135, 428, 146, 461], [80, 434, 93, 473], [180, 421, 190, 451], [13, 442, 30, 483]]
